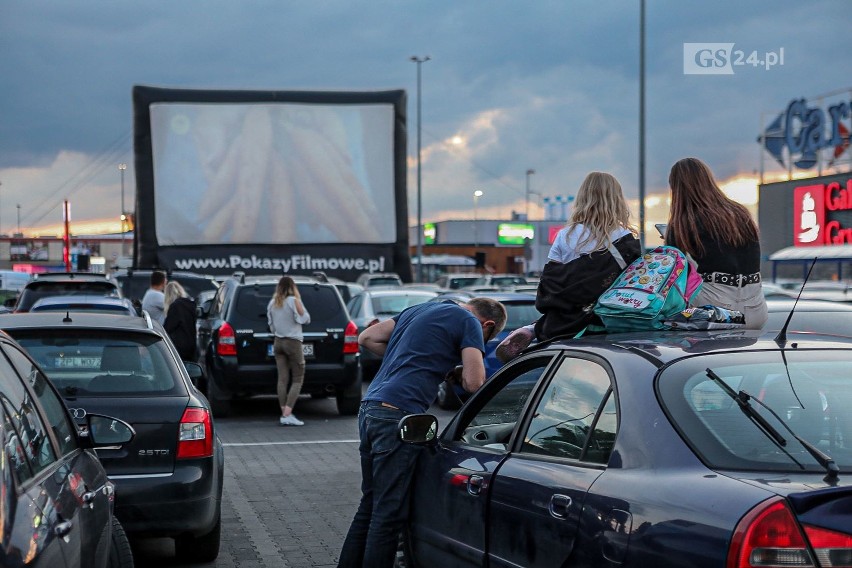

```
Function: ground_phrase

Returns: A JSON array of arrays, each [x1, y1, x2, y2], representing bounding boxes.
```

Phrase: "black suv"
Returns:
[[113, 268, 219, 302], [197, 274, 361, 416], [11, 272, 123, 312]]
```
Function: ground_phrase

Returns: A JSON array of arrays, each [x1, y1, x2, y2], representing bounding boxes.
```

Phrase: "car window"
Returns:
[[0, 352, 57, 477], [18, 281, 120, 311], [0, 402, 33, 483], [172, 276, 218, 300], [371, 294, 435, 315], [502, 301, 542, 330], [520, 357, 615, 463], [235, 283, 346, 329], [9, 331, 184, 397], [347, 295, 363, 317], [658, 349, 852, 472], [455, 357, 552, 451], [3, 345, 78, 457]]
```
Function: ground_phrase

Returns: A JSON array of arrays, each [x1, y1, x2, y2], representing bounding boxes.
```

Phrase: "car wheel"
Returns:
[[206, 376, 232, 418], [108, 517, 134, 568], [436, 381, 461, 410], [175, 516, 221, 563], [336, 369, 363, 416]]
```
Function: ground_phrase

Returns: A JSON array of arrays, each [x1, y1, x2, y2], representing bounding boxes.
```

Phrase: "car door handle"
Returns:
[[549, 494, 572, 519], [54, 520, 73, 538], [468, 475, 484, 496]]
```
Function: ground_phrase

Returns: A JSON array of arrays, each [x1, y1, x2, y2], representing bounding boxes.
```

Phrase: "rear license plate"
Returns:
[[267, 343, 314, 357]]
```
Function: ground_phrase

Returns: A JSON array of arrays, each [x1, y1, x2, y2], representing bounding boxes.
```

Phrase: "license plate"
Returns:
[[267, 343, 314, 357]]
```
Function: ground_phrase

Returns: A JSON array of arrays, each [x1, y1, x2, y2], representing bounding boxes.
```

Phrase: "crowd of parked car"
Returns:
[[0, 266, 849, 567]]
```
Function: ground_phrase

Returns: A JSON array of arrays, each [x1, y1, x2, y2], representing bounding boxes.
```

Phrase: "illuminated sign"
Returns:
[[497, 223, 534, 245], [548, 225, 564, 244], [423, 223, 436, 245], [760, 95, 851, 170], [793, 178, 852, 245]]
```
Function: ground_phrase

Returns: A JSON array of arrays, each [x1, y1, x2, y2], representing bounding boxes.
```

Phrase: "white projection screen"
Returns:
[[133, 86, 410, 281], [149, 102, 396, 245]]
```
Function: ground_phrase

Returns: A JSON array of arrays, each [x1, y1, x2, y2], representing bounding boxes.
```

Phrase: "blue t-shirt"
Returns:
[[362, 301, 484, 413]]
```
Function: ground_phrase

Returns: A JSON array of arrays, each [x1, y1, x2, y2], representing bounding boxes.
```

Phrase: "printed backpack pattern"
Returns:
[[593, 245, 703, 332]]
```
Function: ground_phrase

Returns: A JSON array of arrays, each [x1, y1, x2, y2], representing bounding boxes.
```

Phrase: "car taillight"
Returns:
[[344, 321, 359, 354], [727, 497, 814, 568], [804, 525, 852, 568], [177, 407, 213, 459], [216, 322, 237, 356]]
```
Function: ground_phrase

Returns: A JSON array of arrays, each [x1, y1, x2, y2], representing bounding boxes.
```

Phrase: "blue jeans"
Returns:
[[338, 401, 422, 568]]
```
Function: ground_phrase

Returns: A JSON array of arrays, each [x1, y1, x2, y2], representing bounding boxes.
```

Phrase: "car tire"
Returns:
[[436, 381, 461, 410], [108, 517, 134, 568], [175, 516, 221, 564], [206, 376, 232, 418], [336, 369, 363, 416]]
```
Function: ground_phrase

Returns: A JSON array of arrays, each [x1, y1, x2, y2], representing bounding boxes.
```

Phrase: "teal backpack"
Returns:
[[593, 245, 703, 332]]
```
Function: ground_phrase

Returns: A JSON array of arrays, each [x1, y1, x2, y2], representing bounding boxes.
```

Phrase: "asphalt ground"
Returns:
[[131, 388, 457, 568]]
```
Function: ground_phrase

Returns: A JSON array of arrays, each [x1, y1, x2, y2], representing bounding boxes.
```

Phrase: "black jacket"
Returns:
[[164, 297, 198, 361], [534, 234, 641, 341]]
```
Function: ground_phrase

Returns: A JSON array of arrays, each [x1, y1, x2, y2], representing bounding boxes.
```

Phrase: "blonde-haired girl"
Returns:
[[496, 172, 641, 361], [267, 276, 311, 426]]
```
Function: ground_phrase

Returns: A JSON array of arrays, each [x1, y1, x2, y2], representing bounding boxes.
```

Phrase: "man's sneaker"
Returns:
[[495, 325, 535, 363], [279, 414, 304, 426]]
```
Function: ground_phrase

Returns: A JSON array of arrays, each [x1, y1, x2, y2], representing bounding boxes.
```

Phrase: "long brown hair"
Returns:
[[565, 172, 636, 251], [272, 276, 296, 308], [667, 157, 758, 256]]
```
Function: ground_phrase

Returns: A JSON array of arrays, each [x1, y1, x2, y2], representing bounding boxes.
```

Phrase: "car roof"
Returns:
[[31, 272, 115, 282], [30, 295, 131, 307], [531, 329, 852, 366], [0, 312, 160, 333], [360, 288, 439, 298], [765, 299, 852, 311]]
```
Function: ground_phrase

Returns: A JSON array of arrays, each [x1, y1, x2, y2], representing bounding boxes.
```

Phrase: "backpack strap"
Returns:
[[607, 242, 627, 270]]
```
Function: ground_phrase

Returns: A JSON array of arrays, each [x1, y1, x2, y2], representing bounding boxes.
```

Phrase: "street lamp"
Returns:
[[410, 55, 430, 282], [119, 163, 127, 256], [473, 190, 483, 247], [16, 204, 20, 236], [525, 169, 535, 220]]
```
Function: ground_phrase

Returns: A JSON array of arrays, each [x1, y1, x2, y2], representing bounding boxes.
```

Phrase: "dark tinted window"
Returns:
[[9, 331, 185, 397], [235, 283, 346, 328], [18, 281, 120, 311]]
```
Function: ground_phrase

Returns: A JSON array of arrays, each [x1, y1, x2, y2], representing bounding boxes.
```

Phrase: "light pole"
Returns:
[[119, 163, 127, 256], [473, 190, 483, 247], [16, 204, 20, 236], [525, 169, 535, 220], [638, 0, 646, 248], [410, 55, 430, 282]]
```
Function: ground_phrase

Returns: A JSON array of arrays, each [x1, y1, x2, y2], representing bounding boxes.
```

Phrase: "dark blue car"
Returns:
[[400, 330, 852, 567], [434, 291, 540, 410]]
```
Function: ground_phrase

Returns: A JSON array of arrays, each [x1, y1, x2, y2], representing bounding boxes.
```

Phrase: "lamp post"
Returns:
[[410, 55, 430, 282], [525, 168, 535, 220], [473, 190, 483, 247], [638, 0, 646, 248], [119, 163, 127, 256], [16, 204, 20, 236]]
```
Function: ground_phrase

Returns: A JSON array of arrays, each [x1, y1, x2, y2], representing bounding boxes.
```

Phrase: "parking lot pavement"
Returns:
[[132, 392, 455, 567]]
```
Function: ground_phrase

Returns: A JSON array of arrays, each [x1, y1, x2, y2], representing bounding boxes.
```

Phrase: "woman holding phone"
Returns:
[[267, 276, 311, 426]]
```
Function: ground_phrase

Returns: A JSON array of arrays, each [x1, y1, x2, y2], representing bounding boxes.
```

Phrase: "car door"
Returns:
[[3, 342, 114, 568], [406, 355, 555, 567], [486, 354, 617, 568]]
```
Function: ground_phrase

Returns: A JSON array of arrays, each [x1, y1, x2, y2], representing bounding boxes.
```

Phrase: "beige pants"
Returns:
[[274, 337, 305, 409], [695, 281, 768, 330]]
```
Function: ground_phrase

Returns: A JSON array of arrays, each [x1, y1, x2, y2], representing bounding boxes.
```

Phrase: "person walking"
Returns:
[[496, 171, 641, 362], [141, 270, 167, 324], [337, 297, 507, 568], [267, 276, 311, 426], [163, 281, 197, 362], [664, 157, 767, 329]]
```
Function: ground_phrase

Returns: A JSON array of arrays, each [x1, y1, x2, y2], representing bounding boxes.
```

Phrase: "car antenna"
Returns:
[[63, 311, 72, 323], [774, 256, 818, 347]]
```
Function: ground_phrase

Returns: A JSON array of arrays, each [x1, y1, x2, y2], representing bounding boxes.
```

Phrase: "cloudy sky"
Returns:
[[1, 0, 850, 236]]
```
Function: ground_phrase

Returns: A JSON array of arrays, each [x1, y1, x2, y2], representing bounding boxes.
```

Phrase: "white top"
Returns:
[[548, 224, 632, 263], [141, 289, 166, 324], [267, 296, 311, 341]]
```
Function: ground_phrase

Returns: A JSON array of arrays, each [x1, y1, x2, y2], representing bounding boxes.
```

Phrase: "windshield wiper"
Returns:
[[705, 368, 840, 483]]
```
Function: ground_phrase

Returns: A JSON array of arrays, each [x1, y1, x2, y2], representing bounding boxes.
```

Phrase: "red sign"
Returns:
[[793, 178, 852, 245], [548, 225, 564, 244]]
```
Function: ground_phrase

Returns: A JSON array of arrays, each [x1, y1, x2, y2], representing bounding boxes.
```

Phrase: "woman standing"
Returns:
[[163, 281, 198, 361], [496, 172, 642, 362], [267, 276, 311, 426], [665, 157, 767, 329]]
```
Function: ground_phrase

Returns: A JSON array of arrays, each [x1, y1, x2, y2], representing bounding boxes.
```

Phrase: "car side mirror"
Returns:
[[398, 414, 438, 445], [198, 300, 212, 318], [184, 361, 203, 381], [81, 414, 135, 448]]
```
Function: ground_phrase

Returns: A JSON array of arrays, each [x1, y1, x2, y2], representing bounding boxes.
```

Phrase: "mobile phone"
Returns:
[[655, 223, 667, 238]]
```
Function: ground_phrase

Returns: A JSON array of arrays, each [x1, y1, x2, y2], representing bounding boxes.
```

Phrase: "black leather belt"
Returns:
[[701, 272, 761, 287]]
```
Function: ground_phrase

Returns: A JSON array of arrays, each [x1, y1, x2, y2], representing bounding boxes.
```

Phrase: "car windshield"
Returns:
[[9, 330, 184, 397], [658, 349, 852, 473], [368, 277, 401, 287], [370, 293, 435, 315]]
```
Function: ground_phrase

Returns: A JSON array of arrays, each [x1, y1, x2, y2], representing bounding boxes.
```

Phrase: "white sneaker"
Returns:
[[279, 414, 304, 426]]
